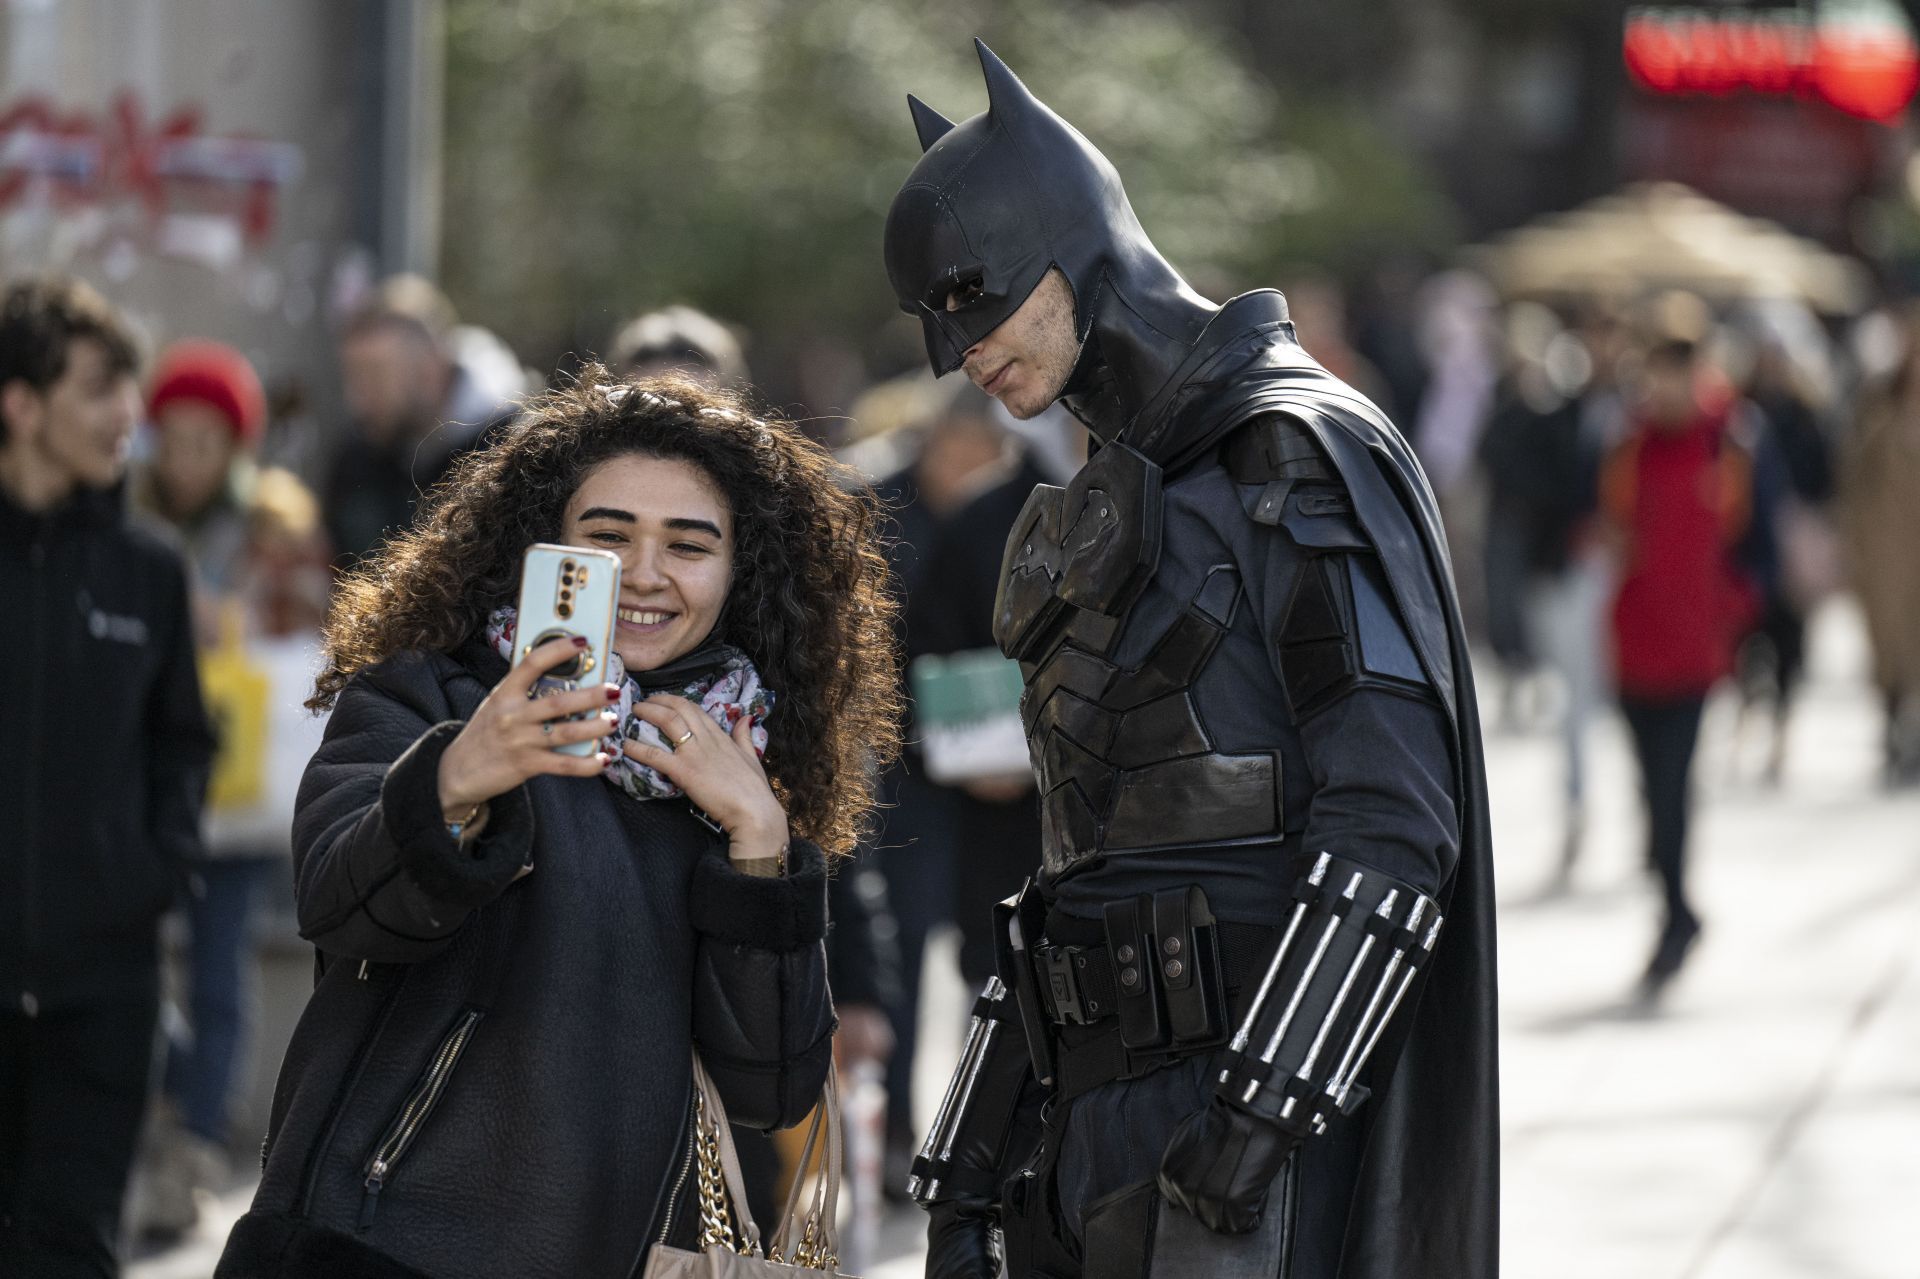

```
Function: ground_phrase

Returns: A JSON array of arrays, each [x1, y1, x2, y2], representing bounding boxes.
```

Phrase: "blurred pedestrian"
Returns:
[[125, 341, 332, 1241], [1531, 304, 1631, 882], [1732, 324, 1839, 786], [1842, 307, 1920, 787], [321, 275, 515, 565], [1479, 306, 1608, 875], [1478, 305, 1572, 725], [217, 370, 897, 1277], [607, 304, 749, 387], [0, 277, 215, 1277], [1601, 294, 1758, 995]]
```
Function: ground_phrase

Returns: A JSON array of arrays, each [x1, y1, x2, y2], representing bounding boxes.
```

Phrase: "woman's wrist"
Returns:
[[725, 816, 789, 865], [436, 738, 487, 823]]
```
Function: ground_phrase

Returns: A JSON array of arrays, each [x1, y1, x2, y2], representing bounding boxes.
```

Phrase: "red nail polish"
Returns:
[[573, 636, 589, 648], [606, 686, 621, 701]]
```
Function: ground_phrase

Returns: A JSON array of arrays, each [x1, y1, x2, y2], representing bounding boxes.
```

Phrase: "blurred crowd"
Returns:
[[6, 253, 1920, 1270]]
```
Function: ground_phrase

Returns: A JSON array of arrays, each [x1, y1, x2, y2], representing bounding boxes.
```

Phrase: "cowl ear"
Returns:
[[976, 37, 1040, 123], [908, 94, 955, 152]]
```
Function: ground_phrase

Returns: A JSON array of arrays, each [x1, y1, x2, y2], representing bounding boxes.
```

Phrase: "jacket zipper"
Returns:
[[654, 1094, 698, 1248], [357, 1008, 482, 1230]]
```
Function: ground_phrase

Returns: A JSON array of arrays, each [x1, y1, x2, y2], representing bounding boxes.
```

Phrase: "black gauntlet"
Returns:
[[1158, 852, 1441, 1234], [913, 978, 1047, 1279]]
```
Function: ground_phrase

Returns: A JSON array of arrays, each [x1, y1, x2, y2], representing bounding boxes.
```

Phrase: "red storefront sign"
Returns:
[[1624, 6, 1919, 123]]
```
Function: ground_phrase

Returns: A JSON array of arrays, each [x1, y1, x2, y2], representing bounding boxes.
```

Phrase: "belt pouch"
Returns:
[[1101, 895, 1167, 1051], [1154, 886, 1226, 1048]]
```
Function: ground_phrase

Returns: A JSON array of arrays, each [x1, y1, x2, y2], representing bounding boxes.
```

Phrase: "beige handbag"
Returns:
[[645, 1056, 856, 1279]]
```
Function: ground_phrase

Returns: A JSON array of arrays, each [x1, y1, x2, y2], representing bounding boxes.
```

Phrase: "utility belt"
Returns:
[[995, 880, 1276, 1103]]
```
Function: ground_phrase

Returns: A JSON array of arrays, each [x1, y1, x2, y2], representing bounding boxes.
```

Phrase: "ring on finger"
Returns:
[[673, 728, 695, 746]]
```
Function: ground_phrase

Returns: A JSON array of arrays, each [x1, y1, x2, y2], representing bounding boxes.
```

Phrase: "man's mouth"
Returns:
[[617, 607, 676, 631], [980, 362, 1013, 394]]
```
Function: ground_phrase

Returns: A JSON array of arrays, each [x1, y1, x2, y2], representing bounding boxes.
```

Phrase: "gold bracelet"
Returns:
[[735, 844, 788, 878]]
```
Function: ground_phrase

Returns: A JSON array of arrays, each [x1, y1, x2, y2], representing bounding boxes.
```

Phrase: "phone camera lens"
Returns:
[[557, 604, 573, 619]]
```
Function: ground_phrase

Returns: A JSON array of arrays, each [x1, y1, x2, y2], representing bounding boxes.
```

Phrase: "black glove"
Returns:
[[926, 1198, 1000, 1279], [1156, 1096, 1298, 1235]]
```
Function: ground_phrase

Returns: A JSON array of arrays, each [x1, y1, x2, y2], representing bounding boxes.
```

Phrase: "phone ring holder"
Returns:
[[530, 627, 590, 681]]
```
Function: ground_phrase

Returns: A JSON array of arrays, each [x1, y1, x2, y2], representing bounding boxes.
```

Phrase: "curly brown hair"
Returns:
[[313, 367, 901, 856]]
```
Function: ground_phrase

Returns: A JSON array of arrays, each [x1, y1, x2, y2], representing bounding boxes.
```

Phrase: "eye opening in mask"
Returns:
[[929, 266, 988, 313]]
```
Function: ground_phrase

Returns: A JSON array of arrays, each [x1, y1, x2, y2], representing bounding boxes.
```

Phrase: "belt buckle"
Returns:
[[1038, 945, 1088, 1026]]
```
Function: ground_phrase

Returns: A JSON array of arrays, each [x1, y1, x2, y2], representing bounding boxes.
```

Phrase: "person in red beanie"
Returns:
[[1601, 296, 1758, 997], [137, 342, 268, 610], [129, 341, 332, 1242]]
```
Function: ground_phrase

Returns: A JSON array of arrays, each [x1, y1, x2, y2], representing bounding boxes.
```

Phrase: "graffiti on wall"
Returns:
[[0, 90, 304, 268]]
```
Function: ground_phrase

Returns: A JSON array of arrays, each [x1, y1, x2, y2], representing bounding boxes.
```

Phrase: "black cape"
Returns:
[[1123, 289, 1499, 1278]]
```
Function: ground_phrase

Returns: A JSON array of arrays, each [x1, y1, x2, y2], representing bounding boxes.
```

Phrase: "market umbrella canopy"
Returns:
[[1467, 182, 1870, 314]]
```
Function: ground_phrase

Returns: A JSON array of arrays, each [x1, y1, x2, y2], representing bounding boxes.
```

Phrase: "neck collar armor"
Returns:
[[885, 39, 1224, 447]]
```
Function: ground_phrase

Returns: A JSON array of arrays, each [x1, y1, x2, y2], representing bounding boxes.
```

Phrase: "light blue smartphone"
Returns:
[[513, 543, 622, 757]]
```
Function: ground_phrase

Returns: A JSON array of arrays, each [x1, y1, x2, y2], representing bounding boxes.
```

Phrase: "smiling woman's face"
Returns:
[[559, 452, 734, 673]]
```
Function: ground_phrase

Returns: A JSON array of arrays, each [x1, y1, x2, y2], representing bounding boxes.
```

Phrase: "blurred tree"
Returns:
[[442, 0, 1455, 392]]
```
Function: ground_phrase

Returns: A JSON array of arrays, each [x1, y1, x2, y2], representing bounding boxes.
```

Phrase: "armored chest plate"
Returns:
[[993, 443, 1162, 663], [993, 446, 1284, 880]]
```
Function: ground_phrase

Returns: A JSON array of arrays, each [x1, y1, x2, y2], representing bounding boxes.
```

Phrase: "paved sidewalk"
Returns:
[[1494, 602, 1920, 1279], [135, 603, 1918, 1279]]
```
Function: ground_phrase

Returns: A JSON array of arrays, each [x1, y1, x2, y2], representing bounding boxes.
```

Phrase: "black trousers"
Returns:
[[1620, 695, 1708, 931], [0, 983, 159, 1279]]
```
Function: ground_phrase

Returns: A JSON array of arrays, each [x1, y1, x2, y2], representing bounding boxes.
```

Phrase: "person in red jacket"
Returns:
[[1601, 295, 1757, 995]]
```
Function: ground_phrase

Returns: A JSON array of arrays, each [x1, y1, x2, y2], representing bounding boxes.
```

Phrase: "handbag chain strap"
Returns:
[[784, 1216, 835, 1271], [693, 1090, 748, 1254], [766, 1071, 841, 1271]]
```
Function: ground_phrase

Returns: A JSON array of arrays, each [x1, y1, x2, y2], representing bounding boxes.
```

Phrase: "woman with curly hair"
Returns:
[[217, 370, 899, 1279]]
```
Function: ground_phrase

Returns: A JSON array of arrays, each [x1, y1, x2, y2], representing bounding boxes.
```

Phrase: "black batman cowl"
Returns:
[[884, 38, 1273, 464]]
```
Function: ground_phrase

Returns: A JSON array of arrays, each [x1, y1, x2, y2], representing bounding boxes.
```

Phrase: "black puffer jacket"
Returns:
[[218, 640, 835, 1279]]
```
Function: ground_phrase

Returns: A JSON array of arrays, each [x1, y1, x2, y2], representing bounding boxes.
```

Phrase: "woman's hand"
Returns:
[[623, 694, 788, 860], [437, 635, 621, 819]]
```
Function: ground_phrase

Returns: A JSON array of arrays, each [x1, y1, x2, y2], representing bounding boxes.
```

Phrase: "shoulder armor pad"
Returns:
[[1229, 414, 1347, 532], [1225, 413, 1340, 487]]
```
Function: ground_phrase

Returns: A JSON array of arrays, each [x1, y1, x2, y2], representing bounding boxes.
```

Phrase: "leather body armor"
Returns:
[[994, 440, 1290, 881]]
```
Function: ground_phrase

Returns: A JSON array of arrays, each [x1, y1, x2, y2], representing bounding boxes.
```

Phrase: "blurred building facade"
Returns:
[[0, 0, 443, 473]]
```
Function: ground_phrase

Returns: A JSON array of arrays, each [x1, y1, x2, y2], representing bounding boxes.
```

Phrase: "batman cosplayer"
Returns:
[[883, 41, 1498, 1279]]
